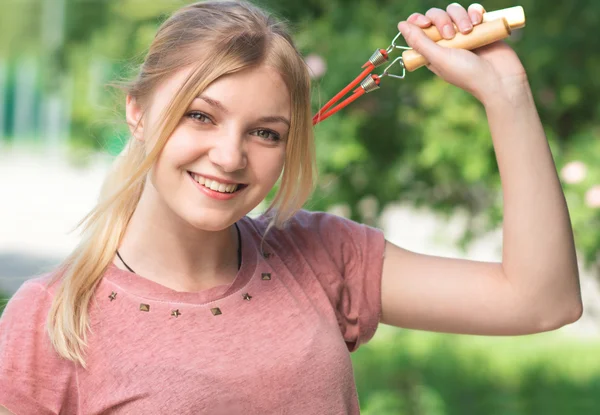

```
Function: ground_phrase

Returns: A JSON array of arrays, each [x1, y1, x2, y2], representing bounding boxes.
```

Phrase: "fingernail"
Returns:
[[418, 15, 430, 25], [469, 13, 478, 24], [399, 22, 411, 36], [442, 24, 454, 39], [460, 22, 473, 32]]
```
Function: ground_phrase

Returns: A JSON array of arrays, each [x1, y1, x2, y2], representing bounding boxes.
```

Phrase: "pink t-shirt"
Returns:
[[0, 210, 386, 414]]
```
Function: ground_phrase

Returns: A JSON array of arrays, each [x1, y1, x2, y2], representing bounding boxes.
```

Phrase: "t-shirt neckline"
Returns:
[[103, 217, 258, 305]]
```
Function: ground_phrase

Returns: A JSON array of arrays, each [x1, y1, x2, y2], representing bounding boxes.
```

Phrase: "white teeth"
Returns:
[[191, 172, 240, 193]]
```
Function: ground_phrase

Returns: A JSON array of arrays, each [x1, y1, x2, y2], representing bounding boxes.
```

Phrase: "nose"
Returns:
[[208, 129, 247, 173]]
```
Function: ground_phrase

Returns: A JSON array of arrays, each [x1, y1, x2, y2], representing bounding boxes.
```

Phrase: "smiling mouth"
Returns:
[[188, 171, 248, 194]]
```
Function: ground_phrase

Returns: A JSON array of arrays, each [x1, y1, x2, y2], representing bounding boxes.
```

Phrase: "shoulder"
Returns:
[[1, 270, 63, 320], [244, 211, 386, 351], [245, 208, 379, 239], [5, 275, 50, 303], [243, 209, 385, 266]]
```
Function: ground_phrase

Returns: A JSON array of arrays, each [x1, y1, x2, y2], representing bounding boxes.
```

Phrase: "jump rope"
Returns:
[[312, 6, 526, 125]]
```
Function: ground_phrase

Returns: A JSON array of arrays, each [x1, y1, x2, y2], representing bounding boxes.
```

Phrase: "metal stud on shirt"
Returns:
[[108, 249, 277, 316]]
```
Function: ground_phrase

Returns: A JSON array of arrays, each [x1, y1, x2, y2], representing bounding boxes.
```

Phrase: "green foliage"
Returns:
[[2, 0, 599, 266], [353, 327, 600, 414]]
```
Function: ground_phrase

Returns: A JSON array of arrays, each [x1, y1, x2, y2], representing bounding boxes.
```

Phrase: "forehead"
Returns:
[[154, 64, 291, 117]]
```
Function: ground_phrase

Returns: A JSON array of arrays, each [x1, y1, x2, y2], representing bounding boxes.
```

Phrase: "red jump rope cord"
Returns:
[[312, 49, 388, 126], [312, 64, 374, 124], [314, 74, 381, 124]]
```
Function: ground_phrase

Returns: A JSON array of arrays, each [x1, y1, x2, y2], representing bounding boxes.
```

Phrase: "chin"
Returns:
[[170, 187, 267, 231], [184, 215, 235, 232], [180, 206, 250, 232]]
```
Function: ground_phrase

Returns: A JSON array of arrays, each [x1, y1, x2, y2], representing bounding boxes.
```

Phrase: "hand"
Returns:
[[398, 3, 528, 105]]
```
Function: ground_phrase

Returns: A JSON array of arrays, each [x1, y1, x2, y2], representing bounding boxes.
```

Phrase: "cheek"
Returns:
[[253, 148, 286, 185], [147, 131, 195, 189], [160, 128, 203, 168]]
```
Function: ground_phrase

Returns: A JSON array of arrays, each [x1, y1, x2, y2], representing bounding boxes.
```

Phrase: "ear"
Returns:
[[126, 95, 145, 141]]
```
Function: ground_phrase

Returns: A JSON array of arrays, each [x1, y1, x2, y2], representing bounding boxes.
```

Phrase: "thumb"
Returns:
[[397, 21, 447, 68]]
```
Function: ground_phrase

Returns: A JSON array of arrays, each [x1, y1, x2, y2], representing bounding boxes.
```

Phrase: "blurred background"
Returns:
[[1, 0, 600, 413]]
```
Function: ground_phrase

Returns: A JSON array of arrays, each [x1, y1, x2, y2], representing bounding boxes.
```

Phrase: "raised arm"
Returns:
[[0, 405, 15, 415], [380, 3, 582, 335]]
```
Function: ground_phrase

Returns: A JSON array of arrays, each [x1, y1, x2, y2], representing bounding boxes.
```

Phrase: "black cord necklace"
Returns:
[[116, 223, 242, 274]]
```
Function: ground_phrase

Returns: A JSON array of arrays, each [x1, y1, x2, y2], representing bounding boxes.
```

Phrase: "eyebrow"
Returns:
[[257, 115, 291, 128], [195, 95, 291, 128], [197, 95, 229, 114]]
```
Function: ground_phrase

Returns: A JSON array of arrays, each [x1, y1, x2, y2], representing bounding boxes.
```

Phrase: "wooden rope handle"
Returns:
[[421, 6, 525, 42], [402, 18, 511, 72]]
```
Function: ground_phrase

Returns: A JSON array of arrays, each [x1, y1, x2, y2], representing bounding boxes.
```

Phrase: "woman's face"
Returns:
[[130, 64, 291, 231]]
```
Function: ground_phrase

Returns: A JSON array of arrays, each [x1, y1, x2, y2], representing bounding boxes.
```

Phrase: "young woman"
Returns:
[[0, 1, 582, 413]]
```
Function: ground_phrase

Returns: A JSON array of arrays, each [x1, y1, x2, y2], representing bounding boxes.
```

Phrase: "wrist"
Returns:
[[480, 75, 533, 111]]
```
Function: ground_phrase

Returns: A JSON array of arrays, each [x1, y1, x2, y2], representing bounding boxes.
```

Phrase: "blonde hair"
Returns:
[[46, 0, 316, 367]]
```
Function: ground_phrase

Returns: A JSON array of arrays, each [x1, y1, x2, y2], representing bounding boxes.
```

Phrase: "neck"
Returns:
[[115, 186, 241, 292]]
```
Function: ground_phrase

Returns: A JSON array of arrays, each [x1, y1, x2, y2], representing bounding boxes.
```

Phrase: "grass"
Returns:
[[352, 325, 600, 415]]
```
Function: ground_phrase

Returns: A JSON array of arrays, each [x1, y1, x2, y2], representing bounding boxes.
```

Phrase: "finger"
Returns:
[[426, 64, 442, 78], [425, 7, 455, 40], [467, 3, 486, 25], [398, 21, 447, 67], [446, 3, 473, 34], [407, 12, 432, 28]]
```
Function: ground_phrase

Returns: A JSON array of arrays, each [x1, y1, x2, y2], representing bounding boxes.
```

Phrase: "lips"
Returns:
[[187, 171, 248, 194]]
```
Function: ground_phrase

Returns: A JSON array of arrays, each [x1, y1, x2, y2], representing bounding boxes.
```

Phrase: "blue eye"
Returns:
[[252, 129, 281, 142], [187, 111, 212, 124]]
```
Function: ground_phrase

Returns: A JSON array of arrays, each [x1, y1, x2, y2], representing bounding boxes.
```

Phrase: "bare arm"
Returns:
[[0, 405, 15, 415], [379, 3, 581, 335]]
